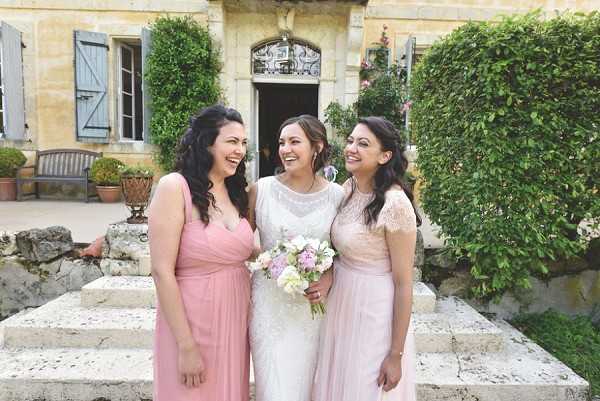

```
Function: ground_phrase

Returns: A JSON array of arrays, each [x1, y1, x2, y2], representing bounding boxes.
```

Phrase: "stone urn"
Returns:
[[120, 166, 154, 224]]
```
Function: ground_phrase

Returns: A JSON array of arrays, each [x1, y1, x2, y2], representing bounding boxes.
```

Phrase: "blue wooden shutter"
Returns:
[[141, 27, 152, 144], [74, 30, 109, 143], [1, 21, 25, 140]]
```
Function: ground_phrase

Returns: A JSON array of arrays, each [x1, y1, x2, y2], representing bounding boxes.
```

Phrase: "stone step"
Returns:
[[81, 275, 155, 308], [81, 276, 438, 313], [1, 293, 498, 353], [413, 296, 504, 353], [0, 348, 152, 401], [415, 320, 589, 400], [0, 292, 154, 349], [0, 321, 588, 401]]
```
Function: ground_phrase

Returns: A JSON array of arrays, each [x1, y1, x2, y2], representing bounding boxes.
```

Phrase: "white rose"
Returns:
[[290, 235, 308, 251], [316, 256, 334, 273], [247, 261, 264, 273], [306, 238, 321, 250], [257, 251, 272, 267], [276, 266, 309, 295]]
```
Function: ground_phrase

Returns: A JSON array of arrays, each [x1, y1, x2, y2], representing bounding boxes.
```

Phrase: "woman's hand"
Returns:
[[178, 340, 207, 388], [377, 352, 403, 392], [304, 269, 333, 305]]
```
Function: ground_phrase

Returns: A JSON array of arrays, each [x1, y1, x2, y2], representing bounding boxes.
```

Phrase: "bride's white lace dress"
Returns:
[[250, 175, 345, 401]]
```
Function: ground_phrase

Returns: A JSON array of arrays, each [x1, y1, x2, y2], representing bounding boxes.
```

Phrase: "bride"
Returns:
[[248, 115, 344, 401]]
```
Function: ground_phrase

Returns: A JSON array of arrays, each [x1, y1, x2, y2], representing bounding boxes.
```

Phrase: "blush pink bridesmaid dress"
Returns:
[[153, 172, 254, 401], [313, 181, 417, 401]]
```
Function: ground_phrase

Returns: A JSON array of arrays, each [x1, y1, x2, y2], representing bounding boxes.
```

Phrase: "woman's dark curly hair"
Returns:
[[278, 115, 330, 174], [175, 104, 248, 225], [348, 116, 421, 228]]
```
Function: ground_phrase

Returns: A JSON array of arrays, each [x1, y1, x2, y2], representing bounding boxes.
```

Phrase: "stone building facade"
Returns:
[[0, 0, 596, 179]]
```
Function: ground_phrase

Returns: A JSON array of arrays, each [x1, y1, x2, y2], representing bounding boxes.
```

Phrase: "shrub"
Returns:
[[0, 147, 26, 178], [119, 164, 154, 178], [146, 16, 222, 172], [325, 26, 410, 184], [90, 157, 124, 186], [511, 310, 600, 396], [411, 12, 600, 298]]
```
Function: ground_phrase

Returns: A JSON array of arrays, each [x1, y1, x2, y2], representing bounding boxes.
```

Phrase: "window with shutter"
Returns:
[[74, 30, 110, 143], [117, 41, 143, 142], [0, 21, 26, 140]]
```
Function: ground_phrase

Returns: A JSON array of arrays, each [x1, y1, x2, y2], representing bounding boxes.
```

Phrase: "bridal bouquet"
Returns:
[[248, 235, 336, 318]]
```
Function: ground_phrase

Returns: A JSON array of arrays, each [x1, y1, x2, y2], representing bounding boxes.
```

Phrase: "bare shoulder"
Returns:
[[156, 172, 182, 190], [151, 173, 185, 203]]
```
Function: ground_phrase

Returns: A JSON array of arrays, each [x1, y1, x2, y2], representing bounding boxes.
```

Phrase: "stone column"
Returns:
[[345, 5, 365, 106], [208, 1, 226, 86]]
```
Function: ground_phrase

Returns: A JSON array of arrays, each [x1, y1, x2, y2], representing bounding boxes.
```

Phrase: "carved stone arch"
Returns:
[[251, 37, 321, 77]]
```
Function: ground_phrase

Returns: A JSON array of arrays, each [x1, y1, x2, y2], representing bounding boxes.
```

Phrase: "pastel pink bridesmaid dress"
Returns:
[[153, 172, 254, 401]]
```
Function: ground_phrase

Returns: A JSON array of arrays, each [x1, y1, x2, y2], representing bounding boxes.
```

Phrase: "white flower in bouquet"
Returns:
[[290, 235, 308, 251], [277, 266, 309, 295], [306, 237, 321, 251], [315, 256, 334, 273], [247, 250, 272, 273]]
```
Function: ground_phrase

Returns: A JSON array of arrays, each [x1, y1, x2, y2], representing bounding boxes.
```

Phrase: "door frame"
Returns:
[[250, 76, 320, 182]]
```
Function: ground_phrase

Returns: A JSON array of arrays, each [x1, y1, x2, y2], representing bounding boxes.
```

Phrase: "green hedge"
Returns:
[[146, 16, 222, 172], [411, 12, 600, 298]]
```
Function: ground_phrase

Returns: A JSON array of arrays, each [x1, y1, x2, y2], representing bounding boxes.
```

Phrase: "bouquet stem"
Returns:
[[311, 302, 326, 319]]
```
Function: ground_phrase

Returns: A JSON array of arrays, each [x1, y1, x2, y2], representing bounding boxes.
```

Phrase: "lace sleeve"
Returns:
[[376, 190, 417, 234]]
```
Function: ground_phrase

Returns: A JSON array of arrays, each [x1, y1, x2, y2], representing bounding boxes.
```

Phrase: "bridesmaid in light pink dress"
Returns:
[[314, 117, 420, 401], [149, 105, 253, 401]]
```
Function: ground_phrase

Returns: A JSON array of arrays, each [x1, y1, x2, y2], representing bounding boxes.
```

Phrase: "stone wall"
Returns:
[[0, 223, 153, 321], [0, 228, 103, 320], [423, 243, 600, 321]]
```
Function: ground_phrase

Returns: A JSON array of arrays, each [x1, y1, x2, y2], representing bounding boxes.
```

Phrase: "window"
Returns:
[[252, 38, 321, 77], [118, 42, 143, 141]]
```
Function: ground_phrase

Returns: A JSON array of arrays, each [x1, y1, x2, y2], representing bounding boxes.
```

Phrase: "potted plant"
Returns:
[[0, 147, 27, 201], [90, 157, 124, 202], [119, 165, 154, 223]]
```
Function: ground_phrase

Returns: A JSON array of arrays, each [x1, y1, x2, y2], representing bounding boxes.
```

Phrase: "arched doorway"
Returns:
[[251, 37, 321, 178]]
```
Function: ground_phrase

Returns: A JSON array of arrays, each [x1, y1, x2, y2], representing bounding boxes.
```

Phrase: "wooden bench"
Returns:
[[16, 149, 103, 202]]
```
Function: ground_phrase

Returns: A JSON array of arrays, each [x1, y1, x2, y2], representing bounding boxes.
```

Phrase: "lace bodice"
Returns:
[[332, 180, 417, 275], [255, 176, 345, 249]]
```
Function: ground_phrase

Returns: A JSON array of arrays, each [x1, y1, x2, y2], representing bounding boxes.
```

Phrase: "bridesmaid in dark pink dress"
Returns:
[[149, 105, 253, 401]]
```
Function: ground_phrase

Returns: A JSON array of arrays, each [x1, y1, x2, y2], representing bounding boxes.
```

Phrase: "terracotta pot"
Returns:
[[96, 185, 122, 203], [0, 178, 17, 201]]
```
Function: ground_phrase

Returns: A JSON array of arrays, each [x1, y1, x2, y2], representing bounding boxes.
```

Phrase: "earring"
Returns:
[[313, 152, 317, 160]]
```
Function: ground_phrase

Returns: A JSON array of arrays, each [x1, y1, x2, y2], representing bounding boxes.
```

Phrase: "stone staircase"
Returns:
[[0, 276, 589, 401]]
